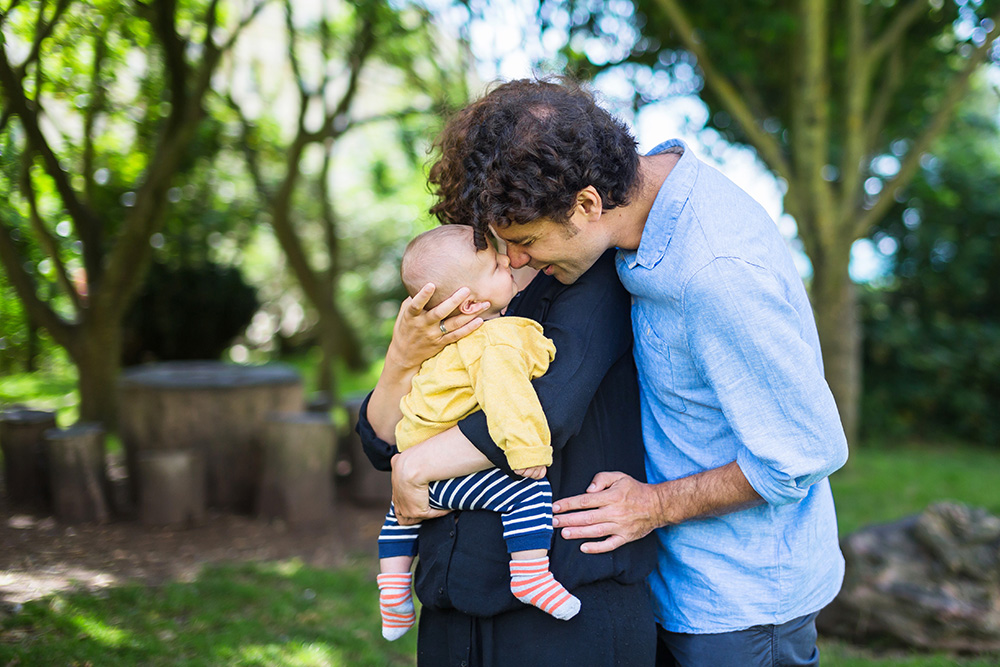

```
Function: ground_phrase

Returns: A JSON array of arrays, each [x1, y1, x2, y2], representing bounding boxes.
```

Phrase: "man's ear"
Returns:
[[458, 298, 481, 314], [576, 186, 603, 223]]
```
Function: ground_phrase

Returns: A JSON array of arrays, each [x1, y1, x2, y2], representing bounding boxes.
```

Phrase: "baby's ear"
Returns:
[[458, 298, 481, 314]]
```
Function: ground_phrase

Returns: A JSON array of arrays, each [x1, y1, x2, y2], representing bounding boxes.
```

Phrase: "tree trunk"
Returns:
[[73, 318, 124, 432], [810, 248, 860, 446]]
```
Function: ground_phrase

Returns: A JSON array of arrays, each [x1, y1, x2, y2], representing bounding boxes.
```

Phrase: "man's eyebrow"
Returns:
[[501, 232, 534, 244]]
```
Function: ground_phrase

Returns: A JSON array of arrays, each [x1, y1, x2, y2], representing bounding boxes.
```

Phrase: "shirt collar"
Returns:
[[621, 138, 698, 270]]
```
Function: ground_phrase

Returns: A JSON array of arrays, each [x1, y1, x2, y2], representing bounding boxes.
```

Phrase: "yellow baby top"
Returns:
[[395, 316, 556, 470]]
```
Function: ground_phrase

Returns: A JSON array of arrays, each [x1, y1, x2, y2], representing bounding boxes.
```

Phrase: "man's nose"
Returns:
[[506, 245, 530, 268]]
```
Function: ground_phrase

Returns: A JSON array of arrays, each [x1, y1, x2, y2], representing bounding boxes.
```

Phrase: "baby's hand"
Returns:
[[514, 466, 547, 480]]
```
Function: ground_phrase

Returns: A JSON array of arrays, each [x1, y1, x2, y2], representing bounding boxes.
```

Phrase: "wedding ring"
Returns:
[[439, 323, 448, 334]]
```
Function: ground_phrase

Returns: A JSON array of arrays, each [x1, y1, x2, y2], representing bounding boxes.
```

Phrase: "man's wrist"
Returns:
[[650, 480, 686, 527]]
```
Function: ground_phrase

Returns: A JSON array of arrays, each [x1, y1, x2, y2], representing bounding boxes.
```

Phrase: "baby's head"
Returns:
[[401, 225, 518, 319]]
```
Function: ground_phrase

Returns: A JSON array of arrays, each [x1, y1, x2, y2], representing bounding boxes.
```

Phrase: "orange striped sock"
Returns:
[[509, 556, 581, 621], [377, 572, 415, 640]]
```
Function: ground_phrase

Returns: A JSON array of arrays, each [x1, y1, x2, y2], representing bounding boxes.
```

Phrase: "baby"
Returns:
[[377, 224, 580, 640]]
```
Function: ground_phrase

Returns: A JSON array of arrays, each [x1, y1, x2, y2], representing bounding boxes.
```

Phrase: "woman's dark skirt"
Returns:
[[417, 578, 656, 667]]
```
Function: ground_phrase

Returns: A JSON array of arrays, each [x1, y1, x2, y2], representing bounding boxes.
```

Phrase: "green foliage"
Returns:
[[0, 349, 78, 425], [861, 85, 1000, 445], [122, 261, 259, 365], [538, 0, 999, 167], [829, 438, 1000, 537], [0, 560, 417, 666]]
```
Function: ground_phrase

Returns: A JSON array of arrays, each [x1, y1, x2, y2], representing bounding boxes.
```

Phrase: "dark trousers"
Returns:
[[417, 578, 656, 667], [655, 611, 820, 667]]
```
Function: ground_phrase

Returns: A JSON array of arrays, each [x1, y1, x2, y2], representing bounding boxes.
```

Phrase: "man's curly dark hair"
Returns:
[[428, 78, 640, 250]]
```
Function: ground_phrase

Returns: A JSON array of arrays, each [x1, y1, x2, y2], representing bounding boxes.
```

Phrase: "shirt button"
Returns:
[[438, 587, 444, 595], [449, 530, 455, 537]]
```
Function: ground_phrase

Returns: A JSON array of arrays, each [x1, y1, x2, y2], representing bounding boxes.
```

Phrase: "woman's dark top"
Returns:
[[358, 249, 656, 617]]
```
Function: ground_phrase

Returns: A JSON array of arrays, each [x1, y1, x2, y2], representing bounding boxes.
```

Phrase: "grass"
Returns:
[[829, 438, 1000, 536], [0, 560, 418, 667], [0, 354, 79, 427], [0, 439, 996, 666]]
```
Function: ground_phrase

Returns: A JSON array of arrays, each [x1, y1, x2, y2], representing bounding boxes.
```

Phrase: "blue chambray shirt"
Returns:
[[616, 139, 849, 633]]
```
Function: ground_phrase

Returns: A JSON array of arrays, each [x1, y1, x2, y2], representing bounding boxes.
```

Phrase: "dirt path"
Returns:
[[0, 485, 387, 607]]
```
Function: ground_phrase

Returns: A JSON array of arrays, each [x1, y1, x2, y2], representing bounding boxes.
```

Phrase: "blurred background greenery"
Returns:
[[1, 0, 997, 446]]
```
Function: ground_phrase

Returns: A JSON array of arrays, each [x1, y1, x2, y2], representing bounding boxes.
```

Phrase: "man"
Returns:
[[428, 78, 849, 666]]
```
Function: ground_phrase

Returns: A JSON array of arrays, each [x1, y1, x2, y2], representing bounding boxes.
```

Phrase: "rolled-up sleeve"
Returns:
[[356, 393, 398, 472], [683, 257, 849, 505]]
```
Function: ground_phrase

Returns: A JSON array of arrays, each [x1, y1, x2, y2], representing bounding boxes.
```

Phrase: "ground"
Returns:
[[0, 454, 388, 608]]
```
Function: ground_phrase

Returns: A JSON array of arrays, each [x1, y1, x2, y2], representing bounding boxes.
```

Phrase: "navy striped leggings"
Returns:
[[378, 468, 553, 558]]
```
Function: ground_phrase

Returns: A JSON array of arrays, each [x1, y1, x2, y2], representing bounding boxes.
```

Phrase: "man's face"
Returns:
[[492, 215, 608, 285]]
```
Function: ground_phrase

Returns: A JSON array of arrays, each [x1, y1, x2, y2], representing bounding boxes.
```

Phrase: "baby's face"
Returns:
[[464, 242, 519, 317]]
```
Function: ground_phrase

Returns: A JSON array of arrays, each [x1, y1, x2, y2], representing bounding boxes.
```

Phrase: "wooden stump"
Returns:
[[0, 408, 56, 511], [44, 423, 110, 524], [137, 450, 205, 526], [257, 412, 336, 527], [341, 395, 392, 506], [118, 361, 304, 512]]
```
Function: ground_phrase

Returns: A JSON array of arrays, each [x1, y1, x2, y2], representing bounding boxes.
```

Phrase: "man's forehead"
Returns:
[[490, 221, 548, 243]]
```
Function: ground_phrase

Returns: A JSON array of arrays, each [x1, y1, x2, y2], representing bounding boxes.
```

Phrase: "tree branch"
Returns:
[[151, 0, 189, 125], [83, 24, 110, 208], [284, 0, 310, 100], [864, 47, 904, 164], [0, 41, 100, 248], [223, 90, 274, 205], [14, 0, 71, 80], [791, 0, 835, 248], [650, 0, 794, 189], [0, 107, 13, 135], [855, 16, 1000, 236], [217, 0, 269, 53], [0, 1, 26, 28], [19, 151, 82, 312], [838, 0, 871, 226], [869, 0, 929, 66], [345, 106, 432, 133], [318, 139, 338, 286], [0, 214, 73, 346], [312, 7, 378, 142]]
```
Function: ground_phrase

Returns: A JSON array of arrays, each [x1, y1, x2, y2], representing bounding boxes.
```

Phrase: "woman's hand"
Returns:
[[387, 283, 489, 372], [390, 450, 451, 526], [369, 284, 490, 442]]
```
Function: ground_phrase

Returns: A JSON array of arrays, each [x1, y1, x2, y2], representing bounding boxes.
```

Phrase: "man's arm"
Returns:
[[552, 462, 762, 553]]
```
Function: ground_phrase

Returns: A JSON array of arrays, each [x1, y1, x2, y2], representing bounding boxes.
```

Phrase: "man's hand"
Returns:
[[514, 466, 547, 480], [552, 472, 663, 554], [390, 452, 450, 526]]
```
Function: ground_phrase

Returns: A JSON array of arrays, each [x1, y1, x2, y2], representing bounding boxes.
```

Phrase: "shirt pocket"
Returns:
[[633, 307, 687, 414]]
